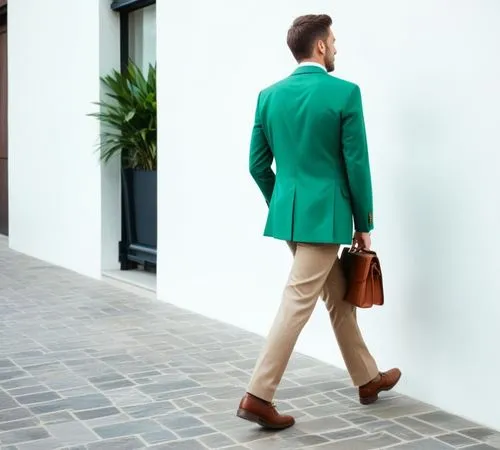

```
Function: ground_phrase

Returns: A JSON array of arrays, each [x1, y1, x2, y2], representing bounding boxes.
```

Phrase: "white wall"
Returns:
[[157, 0, 500, 429], [8, 0, 120, 277]]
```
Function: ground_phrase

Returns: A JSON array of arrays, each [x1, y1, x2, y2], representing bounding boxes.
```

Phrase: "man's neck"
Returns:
[[298, 60, 326, 71]]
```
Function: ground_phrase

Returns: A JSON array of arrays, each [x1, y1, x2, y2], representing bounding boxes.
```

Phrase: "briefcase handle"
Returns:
[[348, 245, 376, 256]]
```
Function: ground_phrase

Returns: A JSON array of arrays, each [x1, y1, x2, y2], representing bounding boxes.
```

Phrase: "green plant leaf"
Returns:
[[125, 110, 136, 122], [88, 59, 157, 170]]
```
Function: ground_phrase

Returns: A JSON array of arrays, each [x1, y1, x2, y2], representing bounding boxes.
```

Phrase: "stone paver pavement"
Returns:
[[1, 237, 499, 449]]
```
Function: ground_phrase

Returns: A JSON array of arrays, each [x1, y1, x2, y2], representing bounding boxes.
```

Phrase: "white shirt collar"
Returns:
[[298, 62, 327, 72]]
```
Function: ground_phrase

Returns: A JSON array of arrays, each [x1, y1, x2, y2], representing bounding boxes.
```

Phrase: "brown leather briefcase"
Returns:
[[340, 247, 384, 308]]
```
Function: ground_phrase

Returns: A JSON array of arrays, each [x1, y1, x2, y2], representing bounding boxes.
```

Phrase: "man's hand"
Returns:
[[353, 232, 371, 250]]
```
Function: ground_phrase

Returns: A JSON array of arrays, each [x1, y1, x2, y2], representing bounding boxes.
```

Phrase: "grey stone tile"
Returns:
[[340, 412, 379, 425], [275, 385, 319, 400], [360, 420, 421, 440], [1, 378, 40, 391], [27, 399, 67, 415], [15, 392, 61, 405], [199, 432, 237, 449], [9, 386, 49, 397], [88, 373, 127, 384], [295, 416, 351, 434], [28, 393, 112, 416], [390, 438, 456, 449], [16, 438, 64, 450], [0, 408, 33, 423], [384, 424, 422, 441], [462, 445, 498, 450], [184, 406, 209, 415], [481, 437, 500, 449], [309, 393, 338, 405], [461, 427, 500, 442], [138, 379, 200, 395], [436, 433, 478, 447], [314, 432, 400, 449], [416, 411, 478, 431], [395, 417, 444, 435], [370, 400, 437, 419], [74, 407, 120, 421], [58, 385, 100, 398], [0, 418, 39, 432], [84, 413, 131, 429], [172, 398, 192, 409], [199, 411, 240, 426], [0, 427, 51, 445], [246, 433, 329, 450], [155, 412, 205, 430], [220, 425, 275, 445], [303, 404, 349, 417], [141, 429, 178, 445], [195, 399, 238, 413], [0, 360, 17, 369], [323, 427, 367, 440], [105, 388, 153, 407], [93, 419, 163, 439], [176, 425, 217, 438], [0, 370, 28, 382], [148, 439, 207, 449], [245, 436, 301, 450], [289, 398, 315, 409], [67, 394, 113, 411], [59, 446, 87, 450], [132, 377, 153, 385], [86, 436, 146, 450], [123, 400, 175, 418], [219, 447, 250, 450], [290, 434, 330, 447], [96, 380, 136, 391], [0, 392, 18, 411], [206, 386, 246, 401], [38, 411, 75, 425], [46, 421, 98, 446], [129, 370, 162, 379]]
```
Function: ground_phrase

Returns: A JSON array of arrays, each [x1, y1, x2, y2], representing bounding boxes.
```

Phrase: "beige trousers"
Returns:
[[247, 242, 379, 402]]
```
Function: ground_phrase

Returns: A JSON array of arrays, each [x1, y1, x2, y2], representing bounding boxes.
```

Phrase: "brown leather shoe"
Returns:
[[236, 393, 295, 430], [359, 368, 402, 405]]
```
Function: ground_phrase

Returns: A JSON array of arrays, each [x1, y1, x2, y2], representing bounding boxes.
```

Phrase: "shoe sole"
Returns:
[[236, 408, 295, 430], [360, 371, 402, 405]]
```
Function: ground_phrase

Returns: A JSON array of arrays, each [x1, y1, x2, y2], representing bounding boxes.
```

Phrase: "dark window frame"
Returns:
[[111, 0, 155, 13], [113, 0, 157, 270], [0, 5, 6, 26], [114, 0, 155, 72]]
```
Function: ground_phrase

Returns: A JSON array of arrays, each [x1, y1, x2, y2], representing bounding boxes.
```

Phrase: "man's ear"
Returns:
[[317, 40, 326, 55]]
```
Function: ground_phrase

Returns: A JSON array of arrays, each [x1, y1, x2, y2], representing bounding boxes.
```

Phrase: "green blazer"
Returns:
[[249, 65, 374, 244]]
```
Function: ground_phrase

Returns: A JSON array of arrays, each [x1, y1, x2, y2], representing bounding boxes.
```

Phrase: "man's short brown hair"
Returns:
[[287, 14, 333, 62]]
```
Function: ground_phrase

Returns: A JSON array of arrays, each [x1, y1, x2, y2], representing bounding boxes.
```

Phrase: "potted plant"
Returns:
[[90, 60, 157, 270]]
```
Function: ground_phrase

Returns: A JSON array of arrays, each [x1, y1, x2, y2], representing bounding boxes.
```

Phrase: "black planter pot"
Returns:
[[119, 168, 157, 270]]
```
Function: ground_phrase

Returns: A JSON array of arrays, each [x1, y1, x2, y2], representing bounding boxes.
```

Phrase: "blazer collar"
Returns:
[[291, 65, 328, 76]]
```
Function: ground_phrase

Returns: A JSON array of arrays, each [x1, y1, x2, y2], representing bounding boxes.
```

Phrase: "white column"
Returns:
[[99, 0, 121, 272], [8, 0, 120, 277]]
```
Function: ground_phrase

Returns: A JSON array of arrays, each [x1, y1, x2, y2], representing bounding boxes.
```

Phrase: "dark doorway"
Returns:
[[0, 7, 8, 236]]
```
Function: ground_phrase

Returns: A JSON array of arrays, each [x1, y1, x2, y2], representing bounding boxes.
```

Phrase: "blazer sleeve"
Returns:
[[249, 92, 275, 205], [341, 84, 374, 232]]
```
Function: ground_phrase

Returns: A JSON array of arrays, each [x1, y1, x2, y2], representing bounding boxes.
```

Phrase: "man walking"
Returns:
[[237, 14, 401, 429]]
